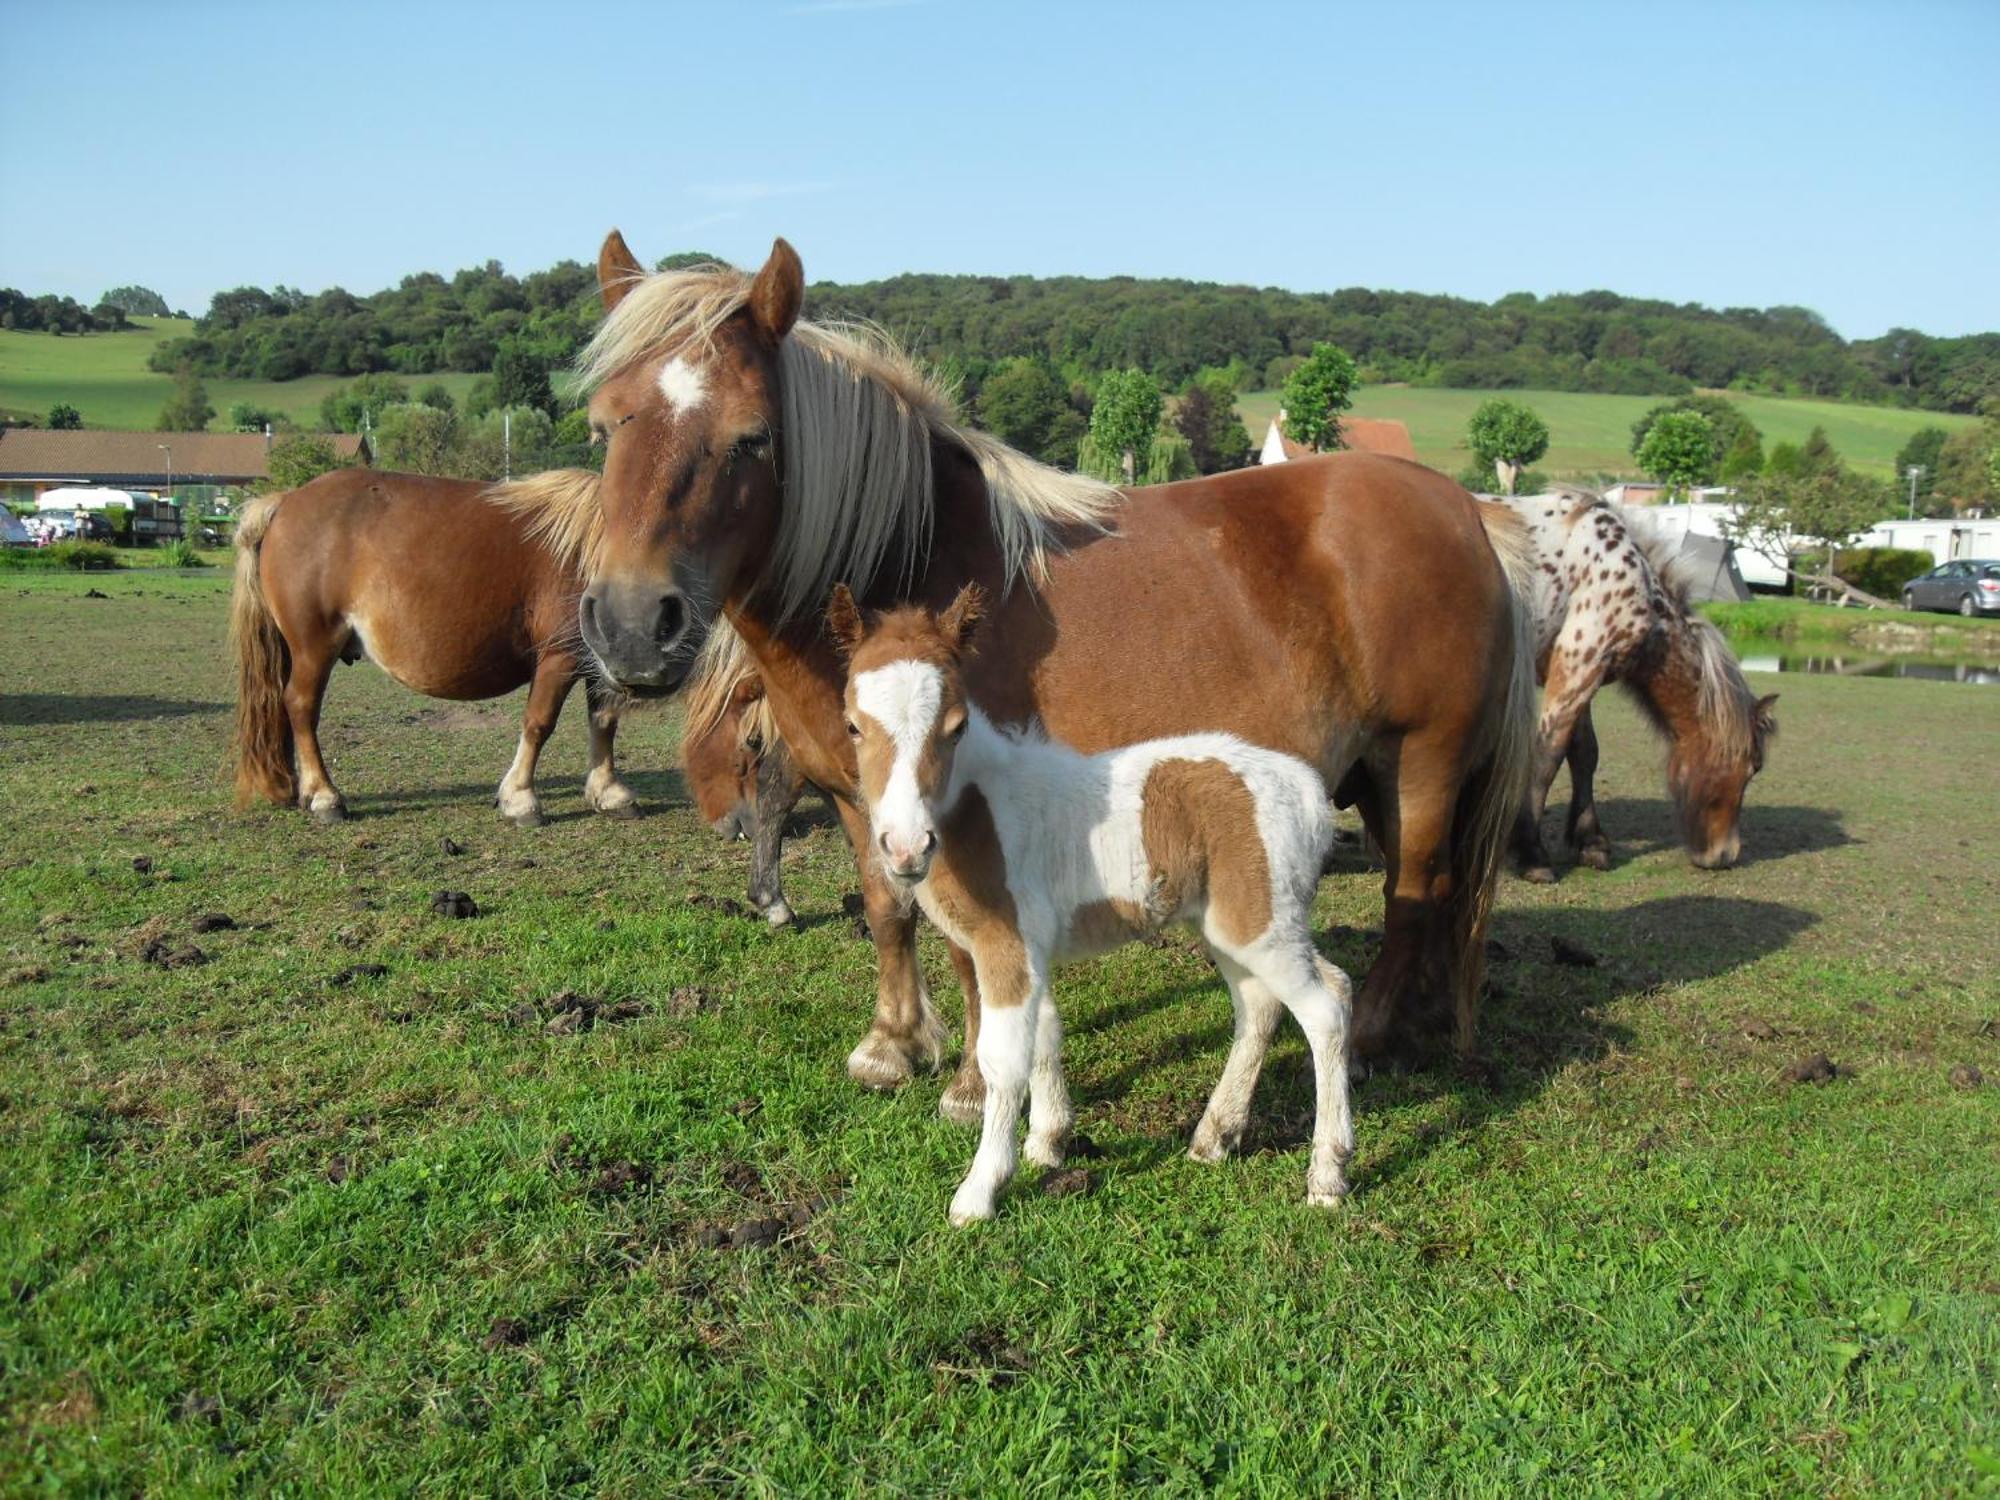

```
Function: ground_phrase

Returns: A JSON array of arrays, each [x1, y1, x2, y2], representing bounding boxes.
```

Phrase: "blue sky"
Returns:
[[3, 0, 1995, 338]]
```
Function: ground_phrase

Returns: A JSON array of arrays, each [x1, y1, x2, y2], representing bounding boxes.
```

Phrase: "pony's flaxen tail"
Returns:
[[229, 493, 295, 807], [1450, 505, 1542, 1053]]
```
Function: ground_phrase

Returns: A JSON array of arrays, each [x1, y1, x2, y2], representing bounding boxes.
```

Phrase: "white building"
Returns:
[[1855, 516, 2000, 565]]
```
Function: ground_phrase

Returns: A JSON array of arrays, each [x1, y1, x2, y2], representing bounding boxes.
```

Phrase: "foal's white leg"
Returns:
[[1255, 949, 1356, 1207], [1023, 1001, 1073, 1169], [582, 685, 638, 817], [1189, 954, 1285, 1164], [949, 992, 1036, 1226]]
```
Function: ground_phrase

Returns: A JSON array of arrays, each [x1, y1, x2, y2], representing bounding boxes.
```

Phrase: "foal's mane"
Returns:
[[486, 467, 604, 576], [574, 261, 1120, 622], [1551, 487, 1767, 761]]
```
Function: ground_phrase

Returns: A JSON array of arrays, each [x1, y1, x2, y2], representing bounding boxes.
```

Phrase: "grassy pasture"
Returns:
[[1235, 387, 1980, 481], [0, 321, 482, 431], [1, 571, 1996, 1492]]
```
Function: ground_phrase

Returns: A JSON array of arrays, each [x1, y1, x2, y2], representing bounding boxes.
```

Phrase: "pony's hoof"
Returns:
[[947, 1192, 996, 1227], [1187, 1122, 1238, 1164], [762, 900, 796, 929], [599, 800, 641, 821], [938, 1067, 986, 1126], [508, 808, 545, 830], [1519, 863, 1558, 885], [308, 801, 347, 827], [1575, 844, 1612, 872], [1024, 1134, 1067, 1169], [847, 1031, 918, 1091], [1306, 1184, 1351, 1209]]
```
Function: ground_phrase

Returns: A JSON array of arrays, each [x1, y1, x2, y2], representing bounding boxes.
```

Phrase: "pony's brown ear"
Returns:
[[599, 229, 645, 312], [826, 584, 865, 656], [1755, 693, 1780, 733], [748, 238, 804, 343], [938, 582, 987, 655], [729, 676, 766, 708]]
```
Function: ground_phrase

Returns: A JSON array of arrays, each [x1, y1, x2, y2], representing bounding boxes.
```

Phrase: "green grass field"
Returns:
[[2, 572, 1996, 1490], [0, 320, 482, 431], [1236, 388, 1981, 481]]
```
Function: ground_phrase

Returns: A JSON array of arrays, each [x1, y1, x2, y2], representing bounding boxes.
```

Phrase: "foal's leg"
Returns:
[[950, 982, 1038, 1226], [1189, 952, 1286, 1164], [284, 640, 345, 825], [581, 676, 639, 818], [939, 941, 987, 1127], [495, 655, 575, 828], [1563, 704, 1612, 871], [744, 739, 800, 927], [834, 795, 948, 1088], [1255, 948, 1355, 1207], [1022, 999, 1073, 1169]]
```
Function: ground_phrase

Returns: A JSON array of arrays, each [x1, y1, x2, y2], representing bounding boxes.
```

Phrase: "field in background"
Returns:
[[0, 321, 481, 430], [1235, 387, 1980, 481], [2, 572, 1996, 1491]]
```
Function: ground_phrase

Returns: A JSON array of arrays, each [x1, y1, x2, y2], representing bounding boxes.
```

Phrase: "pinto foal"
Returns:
[[830, 584, 1355, 1225]]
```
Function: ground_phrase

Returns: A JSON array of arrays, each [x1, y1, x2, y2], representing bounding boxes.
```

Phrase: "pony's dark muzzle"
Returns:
[[580, 583, 690, 694]]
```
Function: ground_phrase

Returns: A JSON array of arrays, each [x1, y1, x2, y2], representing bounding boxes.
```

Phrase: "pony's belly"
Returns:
[[346, 611, 537, 701]]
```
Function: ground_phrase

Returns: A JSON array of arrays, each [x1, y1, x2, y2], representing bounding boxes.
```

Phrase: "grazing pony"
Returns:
[[569, 233, 1535, 1115], [681, 649, 807, 927], [230, 467, 754, 846], [833, 584, 1354, 1223], [1480, 492, 1777, 878]]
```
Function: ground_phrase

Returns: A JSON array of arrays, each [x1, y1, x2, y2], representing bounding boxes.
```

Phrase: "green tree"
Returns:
[[264, 435, 346, 491], [1718, 425, 1765, 482], [456, 406, 554, 481], [1084, 369, 1163, 483], [320, 374, 410, 434], [156, 365, 214, 431], [1634, 409, 1715, 499], [1764, 440, 1804, 478], [493, 339, 556, 417], [1630, 394, 1759, 474], [1729, 466, 1893, 601], [46, 403, 82, 430], [1279, 343, 1358, 452], [1798, 425, 1840, 476], [416, 382, 457, 414], [226, 402, 285, 433], [375, 403, 460, 476], [976, 358, 1069, 460], [1142, 426, 1198, 485], [1465, 398, 1550, 494], [1934, 426, 1999, 515], [1892, 426, 1948, 511], [99, 284, 170, 318]]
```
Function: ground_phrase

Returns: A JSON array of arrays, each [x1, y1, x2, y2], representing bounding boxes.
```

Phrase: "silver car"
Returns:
[[1903, 559, 2000, 617]]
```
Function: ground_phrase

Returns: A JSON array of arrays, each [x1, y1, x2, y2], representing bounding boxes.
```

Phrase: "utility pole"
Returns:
[[1906, 464, 1925, 520], [503, 408, 512, 482], [157, 443, 173, 507]]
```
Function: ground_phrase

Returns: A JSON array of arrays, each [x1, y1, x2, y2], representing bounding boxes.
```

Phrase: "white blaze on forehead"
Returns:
[[656, 355, 709, 413], [854, 660, 944, 839]]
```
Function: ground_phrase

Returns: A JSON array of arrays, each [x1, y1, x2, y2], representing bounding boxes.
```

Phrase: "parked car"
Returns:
[[1902, 559, 2000, 617], [27, 509, 115, 544]]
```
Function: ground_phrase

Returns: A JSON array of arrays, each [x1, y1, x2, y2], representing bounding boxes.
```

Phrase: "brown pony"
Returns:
[[681, 651, 808, 926], [1480, 493, 1777, 878], [230, 466, 760, 842], [569, 234, 1537, 1118]]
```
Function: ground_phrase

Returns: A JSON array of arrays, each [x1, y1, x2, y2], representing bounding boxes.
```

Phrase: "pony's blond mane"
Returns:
[[486, 468, 604, 576], [575, 262, 1119, 621], [681, 619, 778, 753]]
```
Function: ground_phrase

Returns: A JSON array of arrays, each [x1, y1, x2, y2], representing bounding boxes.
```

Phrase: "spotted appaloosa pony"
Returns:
[[833, 584, 1354, 1223], [1480, 492, 1778, 879], [570, 233, 1536, 1118], [231, 467, 755, 846]]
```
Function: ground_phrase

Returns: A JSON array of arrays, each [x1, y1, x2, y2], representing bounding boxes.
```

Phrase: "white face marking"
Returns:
[[656, 355, 709, 413], [854, 660, 944, 864]]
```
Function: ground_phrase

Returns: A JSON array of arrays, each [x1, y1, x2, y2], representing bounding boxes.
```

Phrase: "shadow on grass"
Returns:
[[1064, 894, 1819, 1187], [1522, 797, 1853, 875], [0, 693, 227, 725], [329, 768, 695, 823]]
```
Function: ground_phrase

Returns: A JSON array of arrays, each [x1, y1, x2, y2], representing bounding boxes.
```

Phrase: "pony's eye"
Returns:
[[731, 432, 772, 463], [949, 719, 967, 741], [845, 719, 861, 738]]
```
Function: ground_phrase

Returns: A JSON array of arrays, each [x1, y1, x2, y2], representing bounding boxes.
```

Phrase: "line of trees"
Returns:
[[0, 290, 132, 335], [38, 255, 1986, 416]]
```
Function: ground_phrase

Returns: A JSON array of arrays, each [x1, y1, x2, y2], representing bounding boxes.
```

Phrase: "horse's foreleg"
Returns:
[[939, 940, 986, 1127], [496, 657, 574, 828], [581, 676, 638, 818], [1514, 655, 1601, 883], [284, 644, 344, 825], [835, 795, 947, 1089], [1563, 705, 1611, 870], [745, 739, 801, 927]]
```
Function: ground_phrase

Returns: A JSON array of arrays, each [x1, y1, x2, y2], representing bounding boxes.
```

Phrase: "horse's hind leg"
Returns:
[[284, 640, 344, 824], [1563, 705, 1612, 870], [745, 738, 801, 926], [496, 656, 574, 828], [1189, 952, 1284, 1164], [582, 676, 638, 819]]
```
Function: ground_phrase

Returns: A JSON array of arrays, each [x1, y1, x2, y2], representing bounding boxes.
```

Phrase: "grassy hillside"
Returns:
[[1236, 387, 1979, 481], [0, 321, 480, 431]]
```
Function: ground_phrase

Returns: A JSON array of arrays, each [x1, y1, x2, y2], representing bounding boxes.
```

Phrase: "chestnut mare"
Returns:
[[1480, 493, 1777, 880], [229, 469, 765, 875], [571, 234, 1537, 1119]]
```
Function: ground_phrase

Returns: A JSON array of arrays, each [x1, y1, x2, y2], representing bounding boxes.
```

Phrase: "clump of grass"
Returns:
[[158, 539, 206, 568], [0, 540, 121, 571]]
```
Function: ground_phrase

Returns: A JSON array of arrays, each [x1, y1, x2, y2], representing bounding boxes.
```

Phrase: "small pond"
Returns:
[[1728, 641, 2000, 685]]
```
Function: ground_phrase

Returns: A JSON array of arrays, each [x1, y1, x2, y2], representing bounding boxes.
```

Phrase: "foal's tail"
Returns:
[[1450, 505, 1542, 1052], [229, 493, 295, 808]]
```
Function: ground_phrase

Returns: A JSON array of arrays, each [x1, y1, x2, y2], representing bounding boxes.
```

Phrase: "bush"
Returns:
[[1, 541, 123, 571], [1834, 547, 1933, 599], [159, 539, 207, 568]]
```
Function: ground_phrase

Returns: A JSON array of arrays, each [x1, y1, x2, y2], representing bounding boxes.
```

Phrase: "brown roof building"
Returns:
[[1257, 411, 1417, 466], [0, 429, 370, 498]]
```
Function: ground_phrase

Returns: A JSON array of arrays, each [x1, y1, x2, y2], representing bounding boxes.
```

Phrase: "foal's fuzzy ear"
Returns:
[[748, 238, 804, 344], [938, 582, 987, 655], [598, 229, 645, 313], [826, 584, 866, 657]]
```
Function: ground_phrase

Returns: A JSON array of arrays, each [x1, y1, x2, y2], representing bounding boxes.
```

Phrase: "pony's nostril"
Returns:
[[878, 831, 892, 855], [579, 593, 600, 642], [921, 831, 937, 855], [654, 594, 685, 646]]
